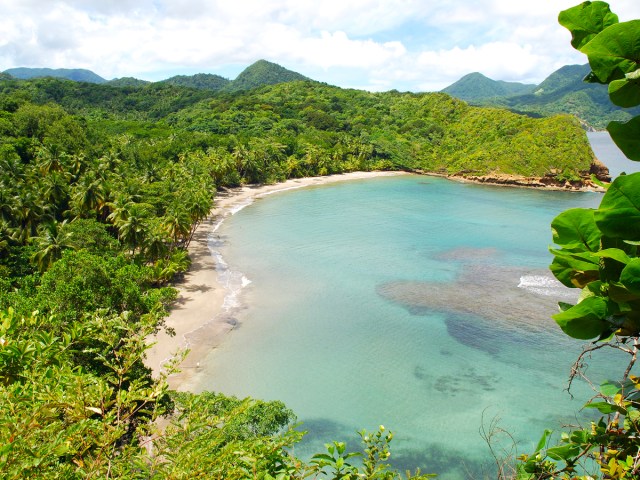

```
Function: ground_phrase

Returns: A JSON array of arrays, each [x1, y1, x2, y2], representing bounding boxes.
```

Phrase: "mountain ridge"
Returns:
[[442, 72, 535, 101], [442, 64, 640, 129], [3, 60, 310, 92]]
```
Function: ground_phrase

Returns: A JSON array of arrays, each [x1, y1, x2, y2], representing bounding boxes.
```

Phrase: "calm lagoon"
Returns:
[[191, 136, 632, 479]]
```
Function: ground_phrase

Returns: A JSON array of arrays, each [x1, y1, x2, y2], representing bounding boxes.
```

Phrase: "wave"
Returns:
[[517, 274, 576, 300], [208, 232, 251, 313]]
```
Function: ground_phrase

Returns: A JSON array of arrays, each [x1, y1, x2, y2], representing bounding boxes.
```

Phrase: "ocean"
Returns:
[[192, 134, 634, 479]]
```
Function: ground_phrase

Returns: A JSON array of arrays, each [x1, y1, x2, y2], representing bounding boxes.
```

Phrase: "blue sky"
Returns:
[[1, 0, 639, 91]]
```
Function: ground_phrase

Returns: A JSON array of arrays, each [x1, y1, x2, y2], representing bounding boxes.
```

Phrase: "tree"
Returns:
[[30, 220, 76, 272], [518, 3, 640, 479]]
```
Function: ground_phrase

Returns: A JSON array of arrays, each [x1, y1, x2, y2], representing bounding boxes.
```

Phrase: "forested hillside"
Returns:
[[0, 72, 599, 478], [443, 64, 640, 129], [4, 59, 309, 94], [4, 67, 107, 84], [441, 72, 535, 102]]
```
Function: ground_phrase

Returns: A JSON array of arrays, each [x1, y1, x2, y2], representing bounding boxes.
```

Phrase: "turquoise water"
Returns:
[[588, 131, 640, 178], [193, 175, 623, 479]]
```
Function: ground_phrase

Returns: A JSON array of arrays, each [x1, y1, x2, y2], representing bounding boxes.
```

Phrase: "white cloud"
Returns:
[[0, 0, 638, 88]]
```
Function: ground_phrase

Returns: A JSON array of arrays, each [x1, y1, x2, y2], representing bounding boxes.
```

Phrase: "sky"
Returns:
[[1, 0, 639, 92]]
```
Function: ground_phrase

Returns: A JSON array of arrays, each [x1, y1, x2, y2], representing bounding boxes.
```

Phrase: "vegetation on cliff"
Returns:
[[0, 10, 615, 477]]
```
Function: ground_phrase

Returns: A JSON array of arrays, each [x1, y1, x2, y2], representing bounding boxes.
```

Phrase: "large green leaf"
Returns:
[[593, 248, 631, 264], [609, 69, 640, 108], [582, 20, 640, 83], [550, 250, 600, 288], [558, 1, 619, 50], [552, 296, 611, 339], [551, 208, 600, 251], [595, 173, 640, 239], [607, 116, 640, 161], [620, 258, 640, 294]]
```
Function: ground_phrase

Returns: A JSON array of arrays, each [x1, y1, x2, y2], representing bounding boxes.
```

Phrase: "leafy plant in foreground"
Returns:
[[517, 2, 640, 478]]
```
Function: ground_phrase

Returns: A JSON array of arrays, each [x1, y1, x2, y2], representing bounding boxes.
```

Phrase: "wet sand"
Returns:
[[145, 171, 408, 389]]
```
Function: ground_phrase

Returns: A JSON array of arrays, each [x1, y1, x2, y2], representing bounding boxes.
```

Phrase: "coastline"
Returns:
[[416, 171, 607, 192], [145, 170, 407, 389]]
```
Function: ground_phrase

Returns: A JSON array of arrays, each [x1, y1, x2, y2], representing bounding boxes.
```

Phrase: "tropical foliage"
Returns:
[[0, 6, 620, 476], [516, 3, 640, 478]]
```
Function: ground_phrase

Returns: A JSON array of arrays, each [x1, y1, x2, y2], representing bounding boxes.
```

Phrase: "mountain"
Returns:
[[502, 64, 640, 129], [224, 59, 309, 92], [441, 72, 535, 102], [443, 64, 640, 129], [3, 67, 106, 84], [160, 73, 230, 91], [2, 60, 310, 93], [532, 64, 590, 95]]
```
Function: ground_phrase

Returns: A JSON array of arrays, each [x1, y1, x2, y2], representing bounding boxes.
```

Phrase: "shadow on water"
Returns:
[[390, 443, 496, 480], [297, 418, 497, 479]]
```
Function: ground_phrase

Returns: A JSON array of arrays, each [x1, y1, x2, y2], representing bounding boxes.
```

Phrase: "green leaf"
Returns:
[[600, 380, 621, 397], [550, 250, 600, 288], [609, 73, 640, 108], [595, 173, 640, 238], [534, 429, 552, 453], [584, 401, 626, 414], [594, 248, 631, 264], [620, 258, 640, 294], [607, 117, 640, 161], [551, 208, 600, 251], [608, 282, 640, 303], [558, 1, 619, 50], [546, 443, 581, 461], [552, 296, 611, 339], [569, 429, 590, 444], [582, 20, 640, 83]]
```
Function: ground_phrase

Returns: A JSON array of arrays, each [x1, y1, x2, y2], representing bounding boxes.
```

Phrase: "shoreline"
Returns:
[[417, 171, 607, 192], [144, 167, 602, 390], [145, 170, 407, 389]]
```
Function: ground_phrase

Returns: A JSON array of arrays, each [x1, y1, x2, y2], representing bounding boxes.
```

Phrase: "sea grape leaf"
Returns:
[[607, 116, 640, 161], [551, 208, 600, 251], [609, 70, 640, 108], [608, 282, 640, 303], [581, 20, 640, 83], [593, 248, 631, 264], [552, 296, 610, 339], [558, 1, 619, 50], [595, 173, 640, 238], [550, 251, 599, 288], [620, 258, 640, 294]]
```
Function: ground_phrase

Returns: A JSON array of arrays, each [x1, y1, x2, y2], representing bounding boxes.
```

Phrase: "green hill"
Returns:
[[0, 66, 604, 480], [442, 72, 535, 101], [500, 64, 640, 129], [443, 64, 640, 129], [224, 59, 309, 92], [160, 73, 230, 91], [3, 67, 106, 83], [106, 77, 151, 88]]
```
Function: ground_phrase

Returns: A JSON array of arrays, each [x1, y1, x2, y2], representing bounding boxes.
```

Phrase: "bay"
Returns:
[[191, 139, 631, 479]]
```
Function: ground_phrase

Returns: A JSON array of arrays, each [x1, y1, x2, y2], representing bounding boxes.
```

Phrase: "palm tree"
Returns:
[[70, 175, 107, 219], [11, 190, 45, 244], [162, 205, 191, 250], [31, 220, 76, 272], [114, 203, 151, 255], [40, 171, 71, 219]]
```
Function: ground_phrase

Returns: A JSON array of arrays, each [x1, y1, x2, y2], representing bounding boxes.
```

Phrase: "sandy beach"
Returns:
[[145, 171, 407, 389]]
